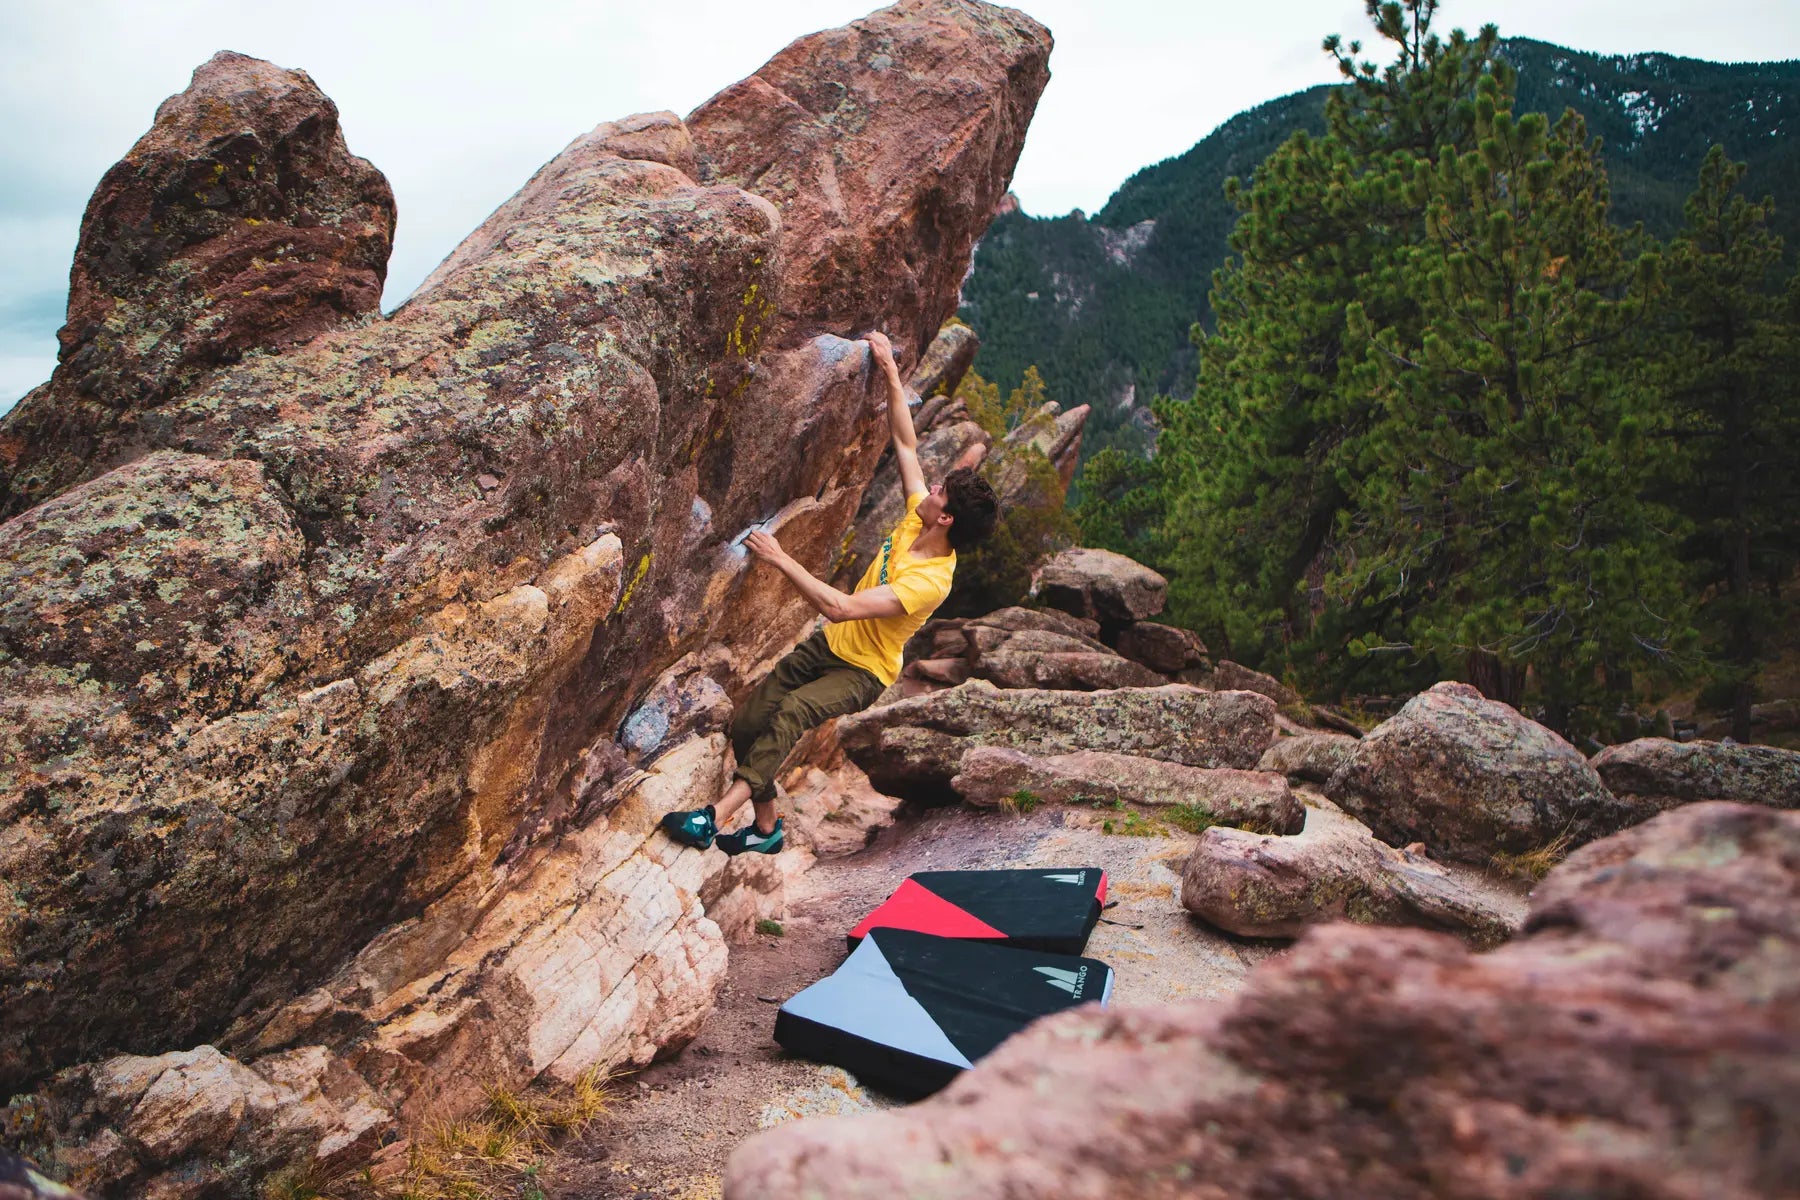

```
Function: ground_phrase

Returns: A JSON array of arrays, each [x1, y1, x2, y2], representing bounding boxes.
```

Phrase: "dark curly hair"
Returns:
[[942, 466, 1000, 552]]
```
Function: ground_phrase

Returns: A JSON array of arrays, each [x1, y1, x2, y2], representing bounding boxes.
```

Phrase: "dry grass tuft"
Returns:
[[372, 1067, 612, 1200], [1490, 830, 1576, 882]]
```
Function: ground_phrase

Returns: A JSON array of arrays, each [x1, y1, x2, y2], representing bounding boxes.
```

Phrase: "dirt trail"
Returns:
[[546, 795, 1527, 1199]]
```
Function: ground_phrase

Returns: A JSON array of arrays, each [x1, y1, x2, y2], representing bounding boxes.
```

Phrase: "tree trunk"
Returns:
[[1465, 651, 1526, 710]]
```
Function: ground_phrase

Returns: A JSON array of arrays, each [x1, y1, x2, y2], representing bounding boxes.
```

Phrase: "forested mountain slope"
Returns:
[[960, 37, 1799, 463]]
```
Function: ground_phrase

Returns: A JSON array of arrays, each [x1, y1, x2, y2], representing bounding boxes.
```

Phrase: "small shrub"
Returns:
[[1164, 804, 1217, 835], [1102, 810, 1168, 838], [1000, 788, 1042, 815], [755, 918, 785, 937]]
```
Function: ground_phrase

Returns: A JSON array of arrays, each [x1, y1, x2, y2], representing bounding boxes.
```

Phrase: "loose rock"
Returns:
[[951, 747, 1303, 834], [1326, 681, 1638, 863], [1029, 548, 1167, 624], [838, 679, 1276, 799], [1181, 806, 1520, 948], [1592, 737, 1800, 812]]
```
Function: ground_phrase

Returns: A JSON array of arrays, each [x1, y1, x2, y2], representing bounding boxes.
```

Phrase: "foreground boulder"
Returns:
[[837, 679, 1276, 799], [1029, 547, 1166, 625], [1592, 737, 1800, 813], [0, 1, 1051, 1183], [1326, 681, 1638, 863], [727, 802, 1800, 1198], [1181, 806, 1520, 948], [951, 747, 1303, 834]]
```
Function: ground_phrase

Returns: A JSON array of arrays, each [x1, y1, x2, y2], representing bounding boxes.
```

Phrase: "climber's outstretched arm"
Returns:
[[744, 531, 907, 623], [866, 331, 926, 499]]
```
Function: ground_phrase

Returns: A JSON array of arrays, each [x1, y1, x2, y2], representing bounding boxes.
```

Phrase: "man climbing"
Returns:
[[661, 330, 1000, 855]]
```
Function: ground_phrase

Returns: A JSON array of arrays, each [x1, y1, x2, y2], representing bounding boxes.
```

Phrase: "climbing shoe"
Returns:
[[660, 805, 717, 850], [716, 818, 785, 857]]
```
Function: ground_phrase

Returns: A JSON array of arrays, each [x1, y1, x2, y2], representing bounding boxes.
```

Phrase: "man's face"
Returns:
[[917, 480, 950, 527]]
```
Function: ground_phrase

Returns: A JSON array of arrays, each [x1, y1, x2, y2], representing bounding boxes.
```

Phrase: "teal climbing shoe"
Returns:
[[716, 818, 785, 857], [660, 805, 717, 850]]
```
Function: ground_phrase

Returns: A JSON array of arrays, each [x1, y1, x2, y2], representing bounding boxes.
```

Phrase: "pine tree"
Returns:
[[1658, 146, 1800, 740], [1156, 1, 1502, 689], [1344, 86, 1691, 731]]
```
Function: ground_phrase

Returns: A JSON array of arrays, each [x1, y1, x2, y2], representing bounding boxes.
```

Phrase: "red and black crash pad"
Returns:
[[847, 867, 1108, 955], [775, 927, 1114, 1099]]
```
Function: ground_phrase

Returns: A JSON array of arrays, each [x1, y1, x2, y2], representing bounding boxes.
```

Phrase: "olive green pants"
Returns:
[[731, 630, 885, 803]]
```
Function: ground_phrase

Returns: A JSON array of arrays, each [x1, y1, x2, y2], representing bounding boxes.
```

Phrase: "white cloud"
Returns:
[[2, 0, 1797, 410]]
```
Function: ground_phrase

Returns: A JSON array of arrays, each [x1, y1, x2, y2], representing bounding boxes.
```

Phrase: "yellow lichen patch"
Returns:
[[612, 552, 652, 615]]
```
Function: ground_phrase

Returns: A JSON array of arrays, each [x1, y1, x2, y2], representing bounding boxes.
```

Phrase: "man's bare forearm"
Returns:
[[869, 333, 917, 451], [772, 551, 855, 622]]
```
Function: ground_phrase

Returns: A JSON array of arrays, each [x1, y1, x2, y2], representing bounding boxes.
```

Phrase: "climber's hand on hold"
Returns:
[[865, 330, 896, 374], [745, 530, 786, 565]]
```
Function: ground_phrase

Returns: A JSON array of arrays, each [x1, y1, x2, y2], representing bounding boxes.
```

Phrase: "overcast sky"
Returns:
[[4, 0, 1798, 410]]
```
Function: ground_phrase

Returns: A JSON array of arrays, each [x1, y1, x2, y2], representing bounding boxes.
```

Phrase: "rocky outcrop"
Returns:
[[1029, 546, 1166, 625], [837, 679, 1276, 799], [1592, 737, 1800, 813], [0, 52, 396, 518], [1325, 681, 1637, 863], [897, 606, 1160, 693], [908, 320, 980, 400], [994, 398, 1088, 491], [950, 747, 1303, 833], [1258, 732, 1358, 784], [1181, 806, 1520, 948], [726, 802, 1800, 1198], [0, 1152, 85, 1200], [0, 1, 1051, 1190]]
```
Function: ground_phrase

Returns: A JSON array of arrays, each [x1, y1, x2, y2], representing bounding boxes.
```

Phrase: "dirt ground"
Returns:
[[544, 794, 1527, 1199], [543, 788, 1519, 1200]]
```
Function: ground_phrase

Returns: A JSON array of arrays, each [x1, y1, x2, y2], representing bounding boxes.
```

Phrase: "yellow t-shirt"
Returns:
[[825, 492, 956, 686]]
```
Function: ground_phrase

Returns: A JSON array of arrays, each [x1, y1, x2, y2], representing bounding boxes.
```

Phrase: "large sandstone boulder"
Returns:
[[1326, 681, 1638, 863], [0, 52, 395, 518], [837, 679, 1276, 799], [951, 746, 1303, 833], [1029, 547, 1166, 624], [0, 2, 1052, 1188], [1181, 806, 1520, 948], [726, 802, 1800, 1198], [1592, 737, 1800, 812]]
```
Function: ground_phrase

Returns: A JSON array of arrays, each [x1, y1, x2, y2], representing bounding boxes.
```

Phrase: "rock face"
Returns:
[[837, 679, 1276, 799], [0, 52, 395, 518], [1326, 681, 1636, 863], [1030, 546, 1166, 625], [1181, 806, 1520, 948], [950, 747, 1303, 834], [0, 0, 1052, 1186], [726, 803, 1800, 1199], [1592, 737, 1800, 812]]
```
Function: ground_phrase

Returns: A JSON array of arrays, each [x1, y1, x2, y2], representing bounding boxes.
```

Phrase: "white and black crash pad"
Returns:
[[775, 927, 1114, 1099], [846, 866, 1108, 954]]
